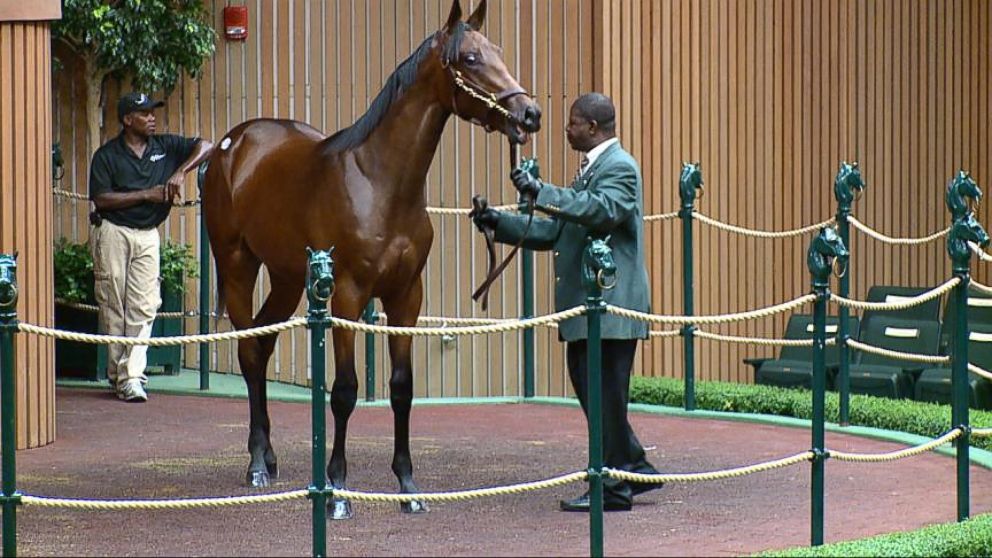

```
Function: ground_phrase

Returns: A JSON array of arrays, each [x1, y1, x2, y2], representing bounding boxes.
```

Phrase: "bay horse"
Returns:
[[202, 0, 541, 520]]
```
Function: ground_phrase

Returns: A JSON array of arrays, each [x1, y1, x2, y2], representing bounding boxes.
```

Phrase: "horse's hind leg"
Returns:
[[381, 278, 428, 514], [246, 276, 304, 486]]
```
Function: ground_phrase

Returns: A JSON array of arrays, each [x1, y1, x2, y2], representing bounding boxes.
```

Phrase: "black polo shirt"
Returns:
[[88, 133, 200, 229]]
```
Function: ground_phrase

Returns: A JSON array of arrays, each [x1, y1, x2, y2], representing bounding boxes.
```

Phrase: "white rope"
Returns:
[[970, 242, 992, 263], [830, 278, 960, 311], [55, 299, 189, 319], [846, 339, 949, 365], [329, 306, 586, 337], [21, 490, 308, 510], [848, 215, 949, 245], [644, 211, 679, 222], [605, 294, 816, 326], [18, 318, 308, 346], [969, 362, 992, 381], [426, 204, 517, 216], [607, 451, 814, 483], [829, 429, 961, 463], [694, 329, 836, 347], [692, 212, 834, 238], [648, 329, 682, 338], [970, 281, 992, 296], [52, 188, 89, 201], [334, 471, 588, 503]]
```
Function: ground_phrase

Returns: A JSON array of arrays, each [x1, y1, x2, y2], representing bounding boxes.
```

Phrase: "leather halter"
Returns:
[[442, 58, 530, 131], [470, 143, 536, 310], [438, 55, 536, 310]]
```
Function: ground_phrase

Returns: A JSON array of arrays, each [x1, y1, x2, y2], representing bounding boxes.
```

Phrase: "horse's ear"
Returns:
[[444, 0, 463, 31], [467, 0, 487, 31], [604, 235, 612, 245], [306, 247, 314, 257]]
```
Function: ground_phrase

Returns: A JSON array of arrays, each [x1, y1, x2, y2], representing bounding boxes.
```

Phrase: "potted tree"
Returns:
[[54, 237, 199, 380]]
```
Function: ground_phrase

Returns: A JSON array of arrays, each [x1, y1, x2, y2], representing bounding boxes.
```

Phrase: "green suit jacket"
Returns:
[[494, 142, 651, 342]]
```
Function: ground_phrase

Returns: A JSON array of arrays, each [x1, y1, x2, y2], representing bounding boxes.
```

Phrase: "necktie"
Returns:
[[574, 155, 590, 183]]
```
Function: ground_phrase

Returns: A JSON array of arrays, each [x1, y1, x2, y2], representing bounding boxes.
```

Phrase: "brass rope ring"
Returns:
[[597, 269, 617, 290], [832, 257, 848, 279]]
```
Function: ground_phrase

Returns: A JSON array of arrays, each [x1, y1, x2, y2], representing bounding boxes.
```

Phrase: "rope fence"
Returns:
[[16, 424, 972, 511], [42, 161, 992, 557], [830, 278, 960, 311], [691, 212, 834, 238], [847, 215, 949, 245]]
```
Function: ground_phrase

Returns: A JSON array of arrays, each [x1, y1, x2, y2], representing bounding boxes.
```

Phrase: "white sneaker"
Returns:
[[117, 379, 148, 402]]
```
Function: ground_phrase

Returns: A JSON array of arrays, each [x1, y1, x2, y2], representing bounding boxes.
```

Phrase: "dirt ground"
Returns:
[[10, 387, 992, 557]]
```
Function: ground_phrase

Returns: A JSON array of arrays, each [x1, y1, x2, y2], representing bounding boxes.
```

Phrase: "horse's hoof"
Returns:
[[246, 470, 270, 488], [266, 461, 279, 478], [329, 498, 353, 520], [401, 499, 430, 514]]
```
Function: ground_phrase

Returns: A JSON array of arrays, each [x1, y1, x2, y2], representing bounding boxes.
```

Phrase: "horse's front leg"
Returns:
[[327, 285, 365, 520], [382, 278, 428, 514]]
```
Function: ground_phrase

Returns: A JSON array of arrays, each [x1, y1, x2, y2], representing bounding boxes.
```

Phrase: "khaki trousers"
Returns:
[[90, 221, 161, 387]]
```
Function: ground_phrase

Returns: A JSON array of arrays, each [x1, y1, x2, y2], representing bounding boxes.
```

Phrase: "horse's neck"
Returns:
[[357, 81, 451, 206]]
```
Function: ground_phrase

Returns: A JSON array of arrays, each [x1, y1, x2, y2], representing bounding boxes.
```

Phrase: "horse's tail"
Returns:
[[201, 140, 238, 323]]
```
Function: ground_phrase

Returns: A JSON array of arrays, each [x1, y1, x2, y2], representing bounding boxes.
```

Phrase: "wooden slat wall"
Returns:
[[599, 0, 992, 384], [1, 21, 55, 449], [51, 0, 992, 395], [51, 0, 596, 399]]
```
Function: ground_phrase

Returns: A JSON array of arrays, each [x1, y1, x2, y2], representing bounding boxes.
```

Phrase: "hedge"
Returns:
[[629, 376, 992, 452]]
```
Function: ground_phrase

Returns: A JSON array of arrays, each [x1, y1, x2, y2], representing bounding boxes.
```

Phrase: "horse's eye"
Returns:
[[464, 53, 479, 65]]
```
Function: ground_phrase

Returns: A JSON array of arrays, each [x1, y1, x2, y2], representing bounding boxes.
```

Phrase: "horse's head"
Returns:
[[833, 161, 865, 206], [948, 211, 991, 269], [945, 170, 982, 220], [435, 0, 542, 144], [806, 227, 848, 285], [679, 162, 704, 205], [0, 253, 18, 313], [305, 247, 335, 307], [582, 236, 617, 293]]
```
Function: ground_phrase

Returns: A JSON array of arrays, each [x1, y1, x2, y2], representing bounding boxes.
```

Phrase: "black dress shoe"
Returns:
[[630, 479, 665, 497], [559, 493, 632, 512]]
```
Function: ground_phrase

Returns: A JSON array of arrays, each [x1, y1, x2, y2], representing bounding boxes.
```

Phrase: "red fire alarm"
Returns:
[[223, 6, 248, 41]]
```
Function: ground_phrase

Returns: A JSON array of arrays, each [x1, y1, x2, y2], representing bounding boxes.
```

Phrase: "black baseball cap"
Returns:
[[117, 92, 164, 122]]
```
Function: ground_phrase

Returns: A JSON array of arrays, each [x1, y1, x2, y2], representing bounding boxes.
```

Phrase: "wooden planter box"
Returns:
[[55, 285, 183, 381]]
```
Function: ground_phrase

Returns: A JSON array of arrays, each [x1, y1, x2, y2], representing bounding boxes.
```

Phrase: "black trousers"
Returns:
[[566, 339, 657, 504]]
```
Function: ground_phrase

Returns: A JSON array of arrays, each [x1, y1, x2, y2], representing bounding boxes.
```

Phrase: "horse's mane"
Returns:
[[322, 23, 470, 152]]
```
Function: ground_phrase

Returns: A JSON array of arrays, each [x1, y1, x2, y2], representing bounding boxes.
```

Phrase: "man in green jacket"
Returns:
[[473, 92, 663, 511]]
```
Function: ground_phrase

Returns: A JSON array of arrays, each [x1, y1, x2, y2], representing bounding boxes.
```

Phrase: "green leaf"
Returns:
[[53, 0, 216, 94]]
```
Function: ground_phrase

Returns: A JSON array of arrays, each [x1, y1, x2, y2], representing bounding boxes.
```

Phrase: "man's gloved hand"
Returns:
[[510, 167, 542, 199], [471, 207, 502, 233]]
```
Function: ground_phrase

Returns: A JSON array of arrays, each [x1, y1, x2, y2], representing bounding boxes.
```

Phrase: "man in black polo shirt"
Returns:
[[89, 92, 213, 402]]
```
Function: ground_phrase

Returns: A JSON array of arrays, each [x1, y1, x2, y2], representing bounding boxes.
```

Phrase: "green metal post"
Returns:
[[581, 238, 611, 558], [951, 270, 971, 522], [832, 161, 864, 426], [197, 163, 210, 391], [523, 249, 535, 398], [678, 164, 702, 411], [0, 254, 21, 557], [806, 228, 847, 547], [362, 301, 376, 402], [518, 146, 535, 399], [305, 247, 335, 558], [944, 170, 988, 522]]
